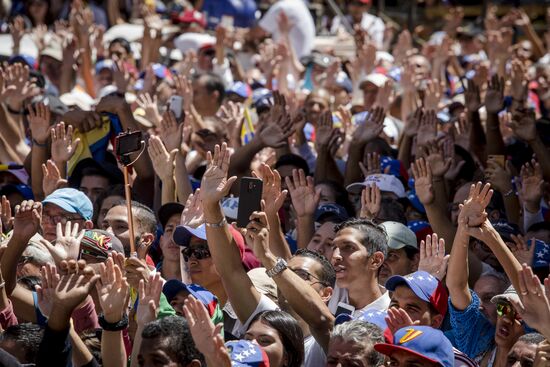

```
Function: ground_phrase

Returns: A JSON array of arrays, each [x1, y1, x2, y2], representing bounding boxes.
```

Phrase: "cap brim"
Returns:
[[385, 276, 430, 304], [163, 279, 191, 302], [172, 224, 207, 246], [374, 343, 440, 365], [491, 293, 521, 305], [42, 198, 79, 215], [346, 182, 366, 194]]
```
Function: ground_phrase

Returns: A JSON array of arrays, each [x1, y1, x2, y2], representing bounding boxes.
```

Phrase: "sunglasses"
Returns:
[[182, 246, 211, 262], [496, 303, 522, 321]]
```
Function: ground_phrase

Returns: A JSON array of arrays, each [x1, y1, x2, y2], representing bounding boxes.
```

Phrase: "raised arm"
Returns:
[[286, 169, 320, 250], [201, 143, 261, 323], [484, 75, 506, 157], [147, 135, 177, 205]]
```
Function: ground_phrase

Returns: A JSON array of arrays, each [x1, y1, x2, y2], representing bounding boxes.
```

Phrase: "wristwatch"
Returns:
[[265, 258, 287, 278]]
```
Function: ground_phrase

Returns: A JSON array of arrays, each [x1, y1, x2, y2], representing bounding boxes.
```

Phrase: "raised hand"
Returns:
[[509, 235, 536, 267], [136, 273, 163, 325], [95, 257, 130, 323], [35, 263, 58, 318], [453, 112, 471, 149], [219, 101, 243, 145], [420, 140, 451, 177], [31, 24, 48, 53], [509, 264, 550, 339], [418, 233, 449, 280], [315, 111, 335, 149], [458, 182, 493, 228], [159, 110, 183, 153], [0, 196, 13, 234], [136, 93, 161, 127], [28, 102, 51, 145], [3, 63, 38, 108], [51, 122, 81, 164], [40, 221, 85, 266], [180, 189, 205, 228], [147, 135, 176, 181], [113, 59, 130, 93], [174, 74, 193, 112], [253, 164, 287, 216], [360, 184, 381, 220], [485, 157, 513, 194], [12, 200, 42, 242], [510, 59, 527, 103], [9, 16, 25, 54], [416, 110, 437, 148], [403, 108, 422, 138], [244, 210, 271, 260], [257, 109, 294, 149], [518, 160, 544, 213], [359, 152, 381, 177], [509, 108, 537, 143], [375, 80, 394, 110], [386, 307, 418, 334], [201, 143, 237, 206], [352, 107, 385, 144], [534, 339, 550, 367], [485, 75, 504, 114], [183, 296, 229, 366], [464, 80, 482, 113], [42, 160, 68, 196], [285, 169, 320, 218], [52, 260, 100, 316], [423, 79, 443, 111], [411, 158, 434, 205]]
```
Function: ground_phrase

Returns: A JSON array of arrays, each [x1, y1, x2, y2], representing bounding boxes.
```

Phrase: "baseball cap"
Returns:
[[42, 188, 93, 221], [381, 156, 408, 182], [386, 271, 448, 317], [225, 340, 270, 367], [174, 32, 216, 54], [359, 73, 389, 89], [315, 203, 349, 223], [162, 280, 222, 321], [334, 308, 393, 341], [173, 224, 207, 246], [177, 9, 206, 28], [247, 267, 278, 301], [374, 326, 454, 367], [158, 203, 184, 229], [226, 82, 251, 99], [80, 229, 125, 258], [95, 59, 115, 73], [492, 221, 521, 243], [380, 221, 418, 250], [346, 174, 406, 198], [41, 40, 63, 62], [0, 184, 34, 200], [300, 52, 332, 68], [491, 285, 520, 305], [9, 54, 37, 69], [406, 189, 426, 214], [0, 163, 29, 184], [407, 220, 433, 247], [334, 72, 353, 93]]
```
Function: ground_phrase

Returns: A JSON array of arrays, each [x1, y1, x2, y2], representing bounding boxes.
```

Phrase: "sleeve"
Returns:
[[229, 295, 279, 338], [36, 326, 72, 367], [71, 296, 99, 334], [212, 58, 234, 88], [0, 300, 19, 329], [296, 142, 317, 174], [448, 290, 495, 359], [523, 205, 544, 231], [258, 3, 281, 34]]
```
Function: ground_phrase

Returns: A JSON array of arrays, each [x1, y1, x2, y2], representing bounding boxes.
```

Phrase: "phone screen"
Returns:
[[116, 131, 143, 156]]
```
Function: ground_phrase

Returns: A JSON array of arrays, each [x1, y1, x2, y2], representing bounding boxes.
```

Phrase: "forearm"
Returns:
[[31, 144, 48, 200], [80, 46, 96, 99], [397, 135, 413, 169], [228, 138, 263, 177], [296, 216, 315, 250], [423, 204, 456, 255], [175, 153, 192, 203], [262, 253, 334, 351], [432, 177, 449, 213], [521, 24, 545, 59], [266, 212, 292, 260], [502, 194, 521, 227], [160, 176, 176, 205], [485, 113, 505, 156], [129, 325, 144, 367], [315, 148, 343, 184], [344, 143, 365, 187], [101, 331, 127, 367], [70, 325, 95, 367], [469, 111, 487, 163], [529, 138, 550, 182], [1, 236, 29, 295], [446, 227, 473, 310], [483, 227, 522, 289]]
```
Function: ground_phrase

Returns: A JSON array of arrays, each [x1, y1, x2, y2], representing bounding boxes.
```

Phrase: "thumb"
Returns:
[[222, 176, 238, 196], [169, 149, 178, 162], [71, 138, 81, 151]]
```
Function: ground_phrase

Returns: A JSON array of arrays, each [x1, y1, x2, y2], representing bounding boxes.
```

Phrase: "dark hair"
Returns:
[[17, 275, 42, 291], [335, 218, 388, 258], [378, 198, 407, 225], [294, 248, 336, 287], [453, 145, 475, 182], [403, 245, 419, 260], [116, 200, 157, 235], [0, 323, 44, 363], [249, 311, 304, 367], [275, 154, 310, 177], [79, 329, 102, 364], [141, 315, 205, 365], [365, 138, 394, 157], [194, 72, 225, 105], [315, 180, 356, 217], [109, 38, 131, 53], [517, 332, 545, 345], [526, 221, 550, 233]]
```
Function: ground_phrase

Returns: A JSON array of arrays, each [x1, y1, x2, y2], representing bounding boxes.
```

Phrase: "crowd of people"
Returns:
[[0, 0, 549, 366]]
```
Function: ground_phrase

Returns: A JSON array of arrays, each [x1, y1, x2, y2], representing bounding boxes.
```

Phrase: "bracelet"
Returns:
[[205, 217, 227, 228], [504, 189, 515, 197], [98, 313, 129, 331], [6, 105, 22, 115], [32, 138, 48, 147]]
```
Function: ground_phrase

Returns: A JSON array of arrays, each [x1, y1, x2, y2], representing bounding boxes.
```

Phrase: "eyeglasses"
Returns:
[[289, 267, 330, 287], [496, 303, 522, 321], [182, 246, 211, 262], [17, 255, 34, 265], [43, 213, 84, 225]]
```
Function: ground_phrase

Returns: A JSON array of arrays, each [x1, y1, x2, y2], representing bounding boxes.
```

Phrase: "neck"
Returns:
[[207, 281, 228, 306], [347, 276, 383, 309], [161, 259, 181, 281], [493, 345, 511, 367]]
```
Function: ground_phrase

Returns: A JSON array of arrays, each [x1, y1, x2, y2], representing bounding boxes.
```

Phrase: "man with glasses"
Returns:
[[41, 188, 94, 242]]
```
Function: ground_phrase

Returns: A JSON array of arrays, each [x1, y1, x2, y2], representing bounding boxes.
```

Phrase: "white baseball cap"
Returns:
[[346, 173, 406, 198]]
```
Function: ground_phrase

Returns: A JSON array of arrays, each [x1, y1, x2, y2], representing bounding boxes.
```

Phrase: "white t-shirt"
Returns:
[[328, 284, 391, 316], [258, 0, 315, 58], [303, 335, 326, 367], [331, 13, 385, 49], [223, 295, 279, 339]]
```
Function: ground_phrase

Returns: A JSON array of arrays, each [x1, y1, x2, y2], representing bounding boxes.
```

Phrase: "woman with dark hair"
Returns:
[[245, 310, 304, 367]]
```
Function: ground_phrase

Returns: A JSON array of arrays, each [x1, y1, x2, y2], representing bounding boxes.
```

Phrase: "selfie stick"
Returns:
[[116, 132, 146, 258]]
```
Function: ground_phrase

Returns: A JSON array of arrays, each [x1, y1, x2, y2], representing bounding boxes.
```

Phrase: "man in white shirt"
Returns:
[[330, 0, 385, 49], [251, 0, 315, 58]]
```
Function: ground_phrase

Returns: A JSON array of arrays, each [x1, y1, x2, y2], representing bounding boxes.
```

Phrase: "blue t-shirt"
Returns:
[[445, 290, 495, 360]]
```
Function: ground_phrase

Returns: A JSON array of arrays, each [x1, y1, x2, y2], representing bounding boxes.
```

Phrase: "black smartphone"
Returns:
[[236, 177, 263, 228], [115, 130, 143, 156]]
